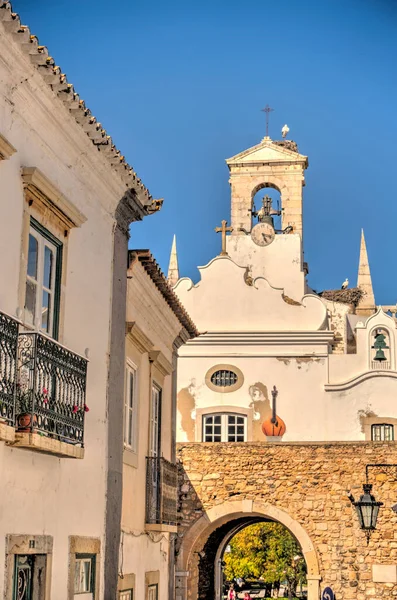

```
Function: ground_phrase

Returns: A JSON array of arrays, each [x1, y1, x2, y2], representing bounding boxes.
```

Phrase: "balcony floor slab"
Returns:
[[8, 432, 84, 458], [0, 421, 15, 443], [145, 523, 178, 534]]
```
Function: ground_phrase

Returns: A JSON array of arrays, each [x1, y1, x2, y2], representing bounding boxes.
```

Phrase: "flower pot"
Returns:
[[17, 413, 37, 432]]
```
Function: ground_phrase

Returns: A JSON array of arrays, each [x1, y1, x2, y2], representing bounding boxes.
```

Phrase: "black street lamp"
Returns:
[[349, 484, 383, 538], [349, 463, 397, 542]]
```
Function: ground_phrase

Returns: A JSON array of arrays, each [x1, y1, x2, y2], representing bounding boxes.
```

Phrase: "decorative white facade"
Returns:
[[174, 135, 397, 445], [0, 4, 161, 599]]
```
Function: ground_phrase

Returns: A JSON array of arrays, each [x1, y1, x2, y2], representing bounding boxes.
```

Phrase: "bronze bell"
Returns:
[[373, 348, 387, 362]]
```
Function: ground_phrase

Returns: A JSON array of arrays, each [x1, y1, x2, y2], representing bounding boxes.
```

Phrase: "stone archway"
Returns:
[[176, 499, 321, 600]]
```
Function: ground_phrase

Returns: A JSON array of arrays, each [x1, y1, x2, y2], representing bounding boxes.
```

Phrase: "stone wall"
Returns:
[[177, 442, 397, 600]]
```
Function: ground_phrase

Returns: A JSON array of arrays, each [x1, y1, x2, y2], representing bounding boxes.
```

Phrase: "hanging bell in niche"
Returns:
[[372, 331, 389, 362], [373, 348, 387, 362]]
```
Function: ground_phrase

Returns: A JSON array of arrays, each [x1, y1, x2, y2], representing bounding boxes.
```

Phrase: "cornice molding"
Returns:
[[0, 133, 16, 160], [325, 370, 397, 392], [21, 167, 86, 229], [186, 331, 334, 347], [173, 328, 191, 351], [148, 350, 173, 376], [126, 322, 154, 354]]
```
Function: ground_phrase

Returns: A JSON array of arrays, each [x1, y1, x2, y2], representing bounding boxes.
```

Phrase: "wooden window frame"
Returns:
[[68, 537, 100, 600], [25, 217, 63, 339], [124, 362, 138, 452], [371, 423, 394, 442], [74, 553, 96, 596], [118, 573, 135, 599], [202, 413, 247, 442], [147, 584, 158, 600], [149, 383, 162, 458], [19, 167, 86, 344]]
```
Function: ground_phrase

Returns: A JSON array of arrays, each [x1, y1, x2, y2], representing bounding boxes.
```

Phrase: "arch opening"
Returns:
[[177, 501, 320, 600], [251, 186, 282, 232], [198, 517, 307, 600]]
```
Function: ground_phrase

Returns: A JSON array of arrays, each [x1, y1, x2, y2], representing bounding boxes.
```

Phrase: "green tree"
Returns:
[[223, 522, 306, 598]]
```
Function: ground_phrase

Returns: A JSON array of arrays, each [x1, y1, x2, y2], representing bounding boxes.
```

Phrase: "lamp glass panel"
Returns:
[[361, 504, 373, 529], [372, 504, 380, 528], [355, 506, 364, 528]]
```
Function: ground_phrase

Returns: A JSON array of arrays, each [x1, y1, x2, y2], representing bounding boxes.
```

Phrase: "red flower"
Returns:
[[43, 398, 48, 404], [42, 387, 48, 395], [72, 405, 79, 414], [84, 404, 89, 413]]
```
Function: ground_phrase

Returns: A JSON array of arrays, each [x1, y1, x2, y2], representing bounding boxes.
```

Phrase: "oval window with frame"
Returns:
[[210, 370, 238, 387], [205, 364, 244, 393]]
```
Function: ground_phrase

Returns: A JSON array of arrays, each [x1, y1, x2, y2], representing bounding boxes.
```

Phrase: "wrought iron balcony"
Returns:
[[146, 456, 178, 527], [0, 311, 19, 427], [17, 332, 88, 446]]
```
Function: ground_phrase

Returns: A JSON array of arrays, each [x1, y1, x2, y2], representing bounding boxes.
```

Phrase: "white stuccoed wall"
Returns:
[[226, 233, 305, 300], [175, 217, 397, 445], [0, 25, 137, 598]]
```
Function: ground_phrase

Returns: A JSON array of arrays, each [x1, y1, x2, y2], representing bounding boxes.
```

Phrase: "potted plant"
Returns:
[[16, 386, 34, 431], [16, 385, 48, 432]]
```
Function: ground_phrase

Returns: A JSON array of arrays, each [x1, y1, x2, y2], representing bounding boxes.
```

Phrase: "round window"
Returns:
[[205, 364, 244, 393], [210, 370, 238, 387]]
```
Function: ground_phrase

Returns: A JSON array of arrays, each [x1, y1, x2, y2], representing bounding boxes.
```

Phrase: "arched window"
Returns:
[[371, 423, 394, 441], [202, 413, 247, 442]]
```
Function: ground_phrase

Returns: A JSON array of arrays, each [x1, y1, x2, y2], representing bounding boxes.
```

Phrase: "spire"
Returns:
[[167, 234, 180, 287], [356, 229, 375, 315]]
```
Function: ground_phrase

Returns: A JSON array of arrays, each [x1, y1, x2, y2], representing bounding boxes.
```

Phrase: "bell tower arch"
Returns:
[[226, 137, 308, 237]]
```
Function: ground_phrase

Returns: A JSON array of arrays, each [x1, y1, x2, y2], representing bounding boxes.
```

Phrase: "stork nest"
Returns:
[[319, 287, 363, 306], [273, 140, 299, 153]]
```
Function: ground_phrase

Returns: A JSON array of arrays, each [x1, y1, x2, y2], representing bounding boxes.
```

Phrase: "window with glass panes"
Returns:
[[124, 364, 137, 451], [203, 413, 247, 442], [371, 423, 394, 441], [25, 218, 62, 338], [147, 584, 158, 600], [149, 384, 162, 457], [119, 591, 133, 600], [74, 554, 95, 596]]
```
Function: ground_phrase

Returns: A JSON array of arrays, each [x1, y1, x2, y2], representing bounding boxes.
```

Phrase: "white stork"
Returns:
[[341, 278, 349, 290], [282, 124, 290, 139]]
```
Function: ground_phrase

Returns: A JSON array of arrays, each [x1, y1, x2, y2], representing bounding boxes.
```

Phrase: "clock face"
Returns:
[[251, 222, 275, 246]]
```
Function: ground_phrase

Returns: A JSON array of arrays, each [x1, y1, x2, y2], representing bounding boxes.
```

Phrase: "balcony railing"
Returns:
[[17, 332, 88, 445], [0, 311, 19, 427], [146, 456, 178, 526]]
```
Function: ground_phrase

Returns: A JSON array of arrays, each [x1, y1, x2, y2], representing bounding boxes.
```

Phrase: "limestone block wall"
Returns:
[[177, 442, 397, 600]]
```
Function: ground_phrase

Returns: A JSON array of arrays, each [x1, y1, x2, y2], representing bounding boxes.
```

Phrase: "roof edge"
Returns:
[[0, 2, 162, 216], [128, 249, 198, 338]]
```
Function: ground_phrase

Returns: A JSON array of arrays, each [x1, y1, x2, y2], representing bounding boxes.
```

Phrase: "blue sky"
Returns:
[[16, 0, 397, 303]]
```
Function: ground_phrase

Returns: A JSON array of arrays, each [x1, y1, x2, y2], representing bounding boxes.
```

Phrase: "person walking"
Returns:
[[228, 585, 236, 600]]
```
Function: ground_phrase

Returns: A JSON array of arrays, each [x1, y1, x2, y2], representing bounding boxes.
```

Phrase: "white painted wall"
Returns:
[[0, 25, 138, 599], [174, 148, 397, 446]]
